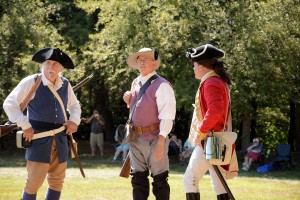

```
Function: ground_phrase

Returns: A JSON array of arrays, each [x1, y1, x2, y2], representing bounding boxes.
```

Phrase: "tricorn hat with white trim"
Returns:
[[126, 48, 161, 69], [186, 44, 225, 62], [32, 47, 75, 69]]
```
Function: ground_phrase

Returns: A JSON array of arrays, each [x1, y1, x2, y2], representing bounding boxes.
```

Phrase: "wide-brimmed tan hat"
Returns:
[[126, 48, 161, 69]]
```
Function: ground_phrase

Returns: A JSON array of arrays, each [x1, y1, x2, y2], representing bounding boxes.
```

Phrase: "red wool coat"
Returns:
[[198, 76, 229, 133]]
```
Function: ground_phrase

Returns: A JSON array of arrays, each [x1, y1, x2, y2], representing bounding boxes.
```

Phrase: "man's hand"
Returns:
[[154, 135, 165, 161], [63, 121, 78, 135], [23, 127, 34, 142], [123, 91, 131, 105]]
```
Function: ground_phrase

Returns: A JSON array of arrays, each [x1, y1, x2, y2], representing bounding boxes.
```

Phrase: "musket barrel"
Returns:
[[73, 74, 94, 91]]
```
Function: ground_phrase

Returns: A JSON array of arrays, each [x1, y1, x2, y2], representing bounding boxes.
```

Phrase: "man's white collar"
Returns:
[[139, 71, 157, 84], [42, 73, 63, 90]]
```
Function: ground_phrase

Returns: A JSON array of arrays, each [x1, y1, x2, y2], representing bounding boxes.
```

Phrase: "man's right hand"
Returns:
[[23, 127, 34, 142], [154, 135, 165, 161], [123, 91, 131, 105]]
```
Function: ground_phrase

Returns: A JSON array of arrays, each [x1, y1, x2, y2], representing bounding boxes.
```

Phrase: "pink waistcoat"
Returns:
[[130, 76, 169, 141]]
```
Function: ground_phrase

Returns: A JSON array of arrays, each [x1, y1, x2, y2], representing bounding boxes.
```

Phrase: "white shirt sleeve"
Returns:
[[3, 75, 82, 129], [155, 82, 176, 138], [159, 119, 174, 138], [3, 75, 36, 130], [67, 82, 81, 125]]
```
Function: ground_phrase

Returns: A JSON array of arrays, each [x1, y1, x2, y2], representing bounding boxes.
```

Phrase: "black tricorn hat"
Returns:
[[32, 48, 75, 69], [186, 44, 225, 62]]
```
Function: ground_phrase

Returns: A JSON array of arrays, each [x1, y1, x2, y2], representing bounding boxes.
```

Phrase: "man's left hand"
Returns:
[[63, 121, 78, 135]]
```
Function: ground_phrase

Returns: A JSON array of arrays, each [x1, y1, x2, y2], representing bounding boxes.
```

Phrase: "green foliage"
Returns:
[[0, 0, 299, 146], [257, 107, 289, 149]]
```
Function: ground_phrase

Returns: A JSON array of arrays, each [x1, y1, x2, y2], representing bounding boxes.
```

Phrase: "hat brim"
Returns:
[[32, 48, 75, 69], [126, 51, 161, 69], [32, 48, 52, 63], [187, 44, 225, 62]]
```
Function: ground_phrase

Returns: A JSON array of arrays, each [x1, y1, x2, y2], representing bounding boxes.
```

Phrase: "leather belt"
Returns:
[[32, 126, 66, 140], [131, 123, 160, 135]]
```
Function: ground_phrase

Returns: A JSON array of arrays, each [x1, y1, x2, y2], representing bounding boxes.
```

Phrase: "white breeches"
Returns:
[[183, 145, 227, 195]]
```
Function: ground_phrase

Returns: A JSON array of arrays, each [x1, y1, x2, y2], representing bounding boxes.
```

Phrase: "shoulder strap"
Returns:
[[47, 85, 67, 122], [20, 74, 42, 111], [223, 87, 232, 132], [128, 74, 158, 122]]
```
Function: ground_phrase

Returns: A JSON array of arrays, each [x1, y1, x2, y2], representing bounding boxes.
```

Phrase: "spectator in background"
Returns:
[[113, 124, 129, 161], [168, 133, 182, 156], [242, 138, 263, 171], [86, 109, 105, 157], [180, 139, 195, 164]]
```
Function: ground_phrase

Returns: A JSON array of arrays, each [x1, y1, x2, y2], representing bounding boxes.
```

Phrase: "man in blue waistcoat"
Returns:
[[3, 47, 81, 200]]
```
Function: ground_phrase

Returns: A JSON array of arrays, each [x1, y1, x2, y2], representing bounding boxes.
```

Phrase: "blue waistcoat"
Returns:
[[26, 75, 71, 163]]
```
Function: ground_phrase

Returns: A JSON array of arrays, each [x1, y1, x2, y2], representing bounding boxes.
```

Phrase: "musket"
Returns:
[[68, 134, 85, 178], [119, 153, 131, 178], [72, 73, 94, 91], [0, 73, 94, 137], [212, 165, 235, 200]]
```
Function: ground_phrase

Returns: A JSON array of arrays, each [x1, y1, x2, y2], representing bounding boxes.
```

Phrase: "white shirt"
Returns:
[[137, 71, 176, 138], [3, 73, 81, 130]]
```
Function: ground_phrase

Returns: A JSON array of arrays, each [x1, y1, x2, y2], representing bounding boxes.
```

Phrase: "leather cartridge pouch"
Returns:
[[16, 130, 32, 148], [125, 123, 137, 143]]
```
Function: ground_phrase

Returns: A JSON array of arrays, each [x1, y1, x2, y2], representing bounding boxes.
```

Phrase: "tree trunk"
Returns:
[[294, 102, 300, 152], [241, 114, 251, 151], [250, 98, 257, 139], [288, 99, 295, 152], [94, 80, 114, 142]]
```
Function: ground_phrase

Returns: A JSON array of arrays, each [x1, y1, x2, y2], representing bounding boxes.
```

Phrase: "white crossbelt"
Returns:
[[32, 126, 66, 140]]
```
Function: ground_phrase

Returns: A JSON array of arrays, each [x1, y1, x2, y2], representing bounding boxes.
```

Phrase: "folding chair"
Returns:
[[274, 144, 293, 170]]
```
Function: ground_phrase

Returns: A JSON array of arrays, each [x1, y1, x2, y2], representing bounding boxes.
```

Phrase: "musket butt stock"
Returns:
[[119, 153, 131, 178], [0, 124, 18, 137]]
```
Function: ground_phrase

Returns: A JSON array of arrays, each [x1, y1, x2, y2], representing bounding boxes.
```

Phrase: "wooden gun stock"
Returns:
[[119, 153, 131, 178], [0, 124, 18, 137]]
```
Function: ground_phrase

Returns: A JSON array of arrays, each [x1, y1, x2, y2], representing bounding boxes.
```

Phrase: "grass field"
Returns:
[[0, 142, 299, 200]]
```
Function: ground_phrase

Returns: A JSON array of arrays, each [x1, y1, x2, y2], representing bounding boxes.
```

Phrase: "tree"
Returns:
[[0, 0, 299, 151]]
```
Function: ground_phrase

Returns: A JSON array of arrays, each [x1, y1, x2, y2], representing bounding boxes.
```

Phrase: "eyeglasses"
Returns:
[[137, 59, 154, 64]]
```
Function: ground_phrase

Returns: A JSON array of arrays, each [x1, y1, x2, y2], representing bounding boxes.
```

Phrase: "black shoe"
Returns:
[[186, 193, 200, 200]]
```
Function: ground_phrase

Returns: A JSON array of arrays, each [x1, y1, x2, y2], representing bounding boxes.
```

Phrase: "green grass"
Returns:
[[0, 150, 299, 200]]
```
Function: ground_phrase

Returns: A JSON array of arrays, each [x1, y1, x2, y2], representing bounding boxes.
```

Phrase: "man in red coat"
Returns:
[[183, 44, 232, 200]]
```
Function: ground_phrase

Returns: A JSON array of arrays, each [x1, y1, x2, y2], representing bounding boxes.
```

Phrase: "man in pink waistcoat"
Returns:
[[123, 48, 176, 200]]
